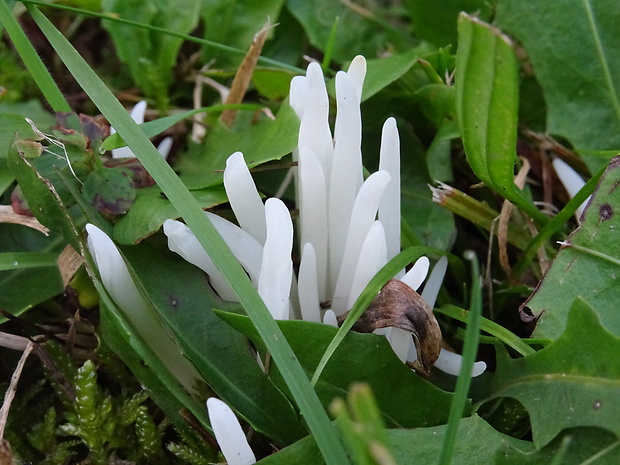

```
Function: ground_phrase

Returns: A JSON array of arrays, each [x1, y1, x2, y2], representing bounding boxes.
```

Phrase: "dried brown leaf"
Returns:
[[221, 22, 274, 127], [0, 205, 49, 235], [342, 279, 442, 375]]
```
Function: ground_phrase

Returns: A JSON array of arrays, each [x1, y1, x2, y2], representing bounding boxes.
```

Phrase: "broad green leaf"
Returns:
[[54, 166, 114, 240], [490, 299, 620, 447], [201, 0, 286, 68], [426, 122, 459, 182], [82, 167, 136, 218], [113, 185, 228, 245], [385, 416, 535, 464], [412, 84, 456, 128], [176, 103, 299, 189], [496, 0, 620, 168], [287, 0, 415, 63], [404, 0, 495, 47], [503, 427, 620, 465], [21, 139, 90, 208], [101, 0, 201, 108], [259, 416, 542, 465], [400, 134, 456, 251], [360, 49, 421, 102], [455, 13, 518, 191], [122, 243, 307, 445], [455, 13, 546, 225], [402, 185, 455, 250], [407, 81, 457, 182], [524, 156, 620, 339], [252, 68, 297, 101], [260, 416, 620, 464], [217, 311, 456, 429]]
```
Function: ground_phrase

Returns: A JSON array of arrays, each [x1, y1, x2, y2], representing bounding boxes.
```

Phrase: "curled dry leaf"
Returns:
[[340, 279, 442, 375]]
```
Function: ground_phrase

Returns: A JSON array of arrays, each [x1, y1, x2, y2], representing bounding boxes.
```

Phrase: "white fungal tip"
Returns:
[[433, 349, 487, 377], [323, 309, 338, 327], [206, 398, 256, 465]]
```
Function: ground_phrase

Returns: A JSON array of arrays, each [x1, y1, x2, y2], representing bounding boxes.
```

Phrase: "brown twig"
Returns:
[[0, 341, 34, 439], [0, 332, 30, 352], [498, 157, 531, 284], [486, 217, 498, 320]]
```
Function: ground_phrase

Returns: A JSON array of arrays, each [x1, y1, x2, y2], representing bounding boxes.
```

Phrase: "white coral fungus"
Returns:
[[164, 57, 485, 377]]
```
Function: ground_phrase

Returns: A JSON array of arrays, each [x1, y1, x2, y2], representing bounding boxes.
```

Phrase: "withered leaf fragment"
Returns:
[[221, 22, 272, 127], [341, 279, 442, 375]]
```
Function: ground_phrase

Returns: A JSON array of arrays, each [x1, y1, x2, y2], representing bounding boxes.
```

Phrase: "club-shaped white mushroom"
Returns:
[[85, 223, 201, 392], [206, 397, 256, 465]]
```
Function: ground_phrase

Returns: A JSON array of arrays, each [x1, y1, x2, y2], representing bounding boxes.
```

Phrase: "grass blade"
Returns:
[[0, 0, 70, 112], [439, 251, 483, 465], [0, 252, 58, 271], [436, 304, 535, 356]]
